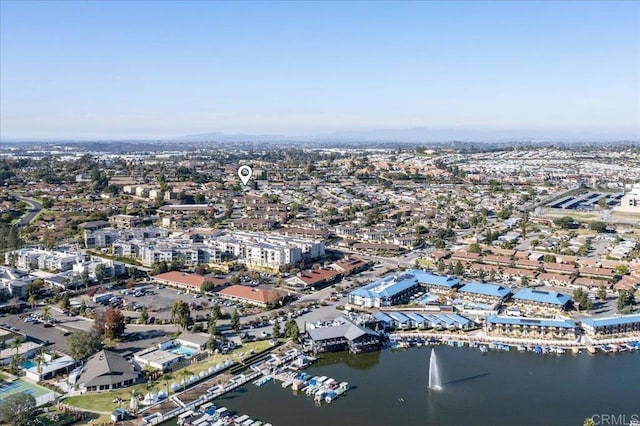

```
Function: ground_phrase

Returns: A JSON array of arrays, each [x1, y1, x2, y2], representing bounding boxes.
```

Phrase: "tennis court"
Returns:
[[0, 379, 53, 404]]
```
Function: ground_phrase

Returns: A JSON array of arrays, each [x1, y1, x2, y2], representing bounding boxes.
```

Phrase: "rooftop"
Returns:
[[458, 282, 512, 298], [487, 315, 577, 328], [512, 288, 572, 306], [581, 314, 640, 328]]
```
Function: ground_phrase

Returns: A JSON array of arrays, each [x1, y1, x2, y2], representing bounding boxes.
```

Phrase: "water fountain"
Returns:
[[428, 348, 442, 391]]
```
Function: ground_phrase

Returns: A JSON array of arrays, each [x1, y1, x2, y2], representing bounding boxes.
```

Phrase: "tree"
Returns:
[[27, 293, 36, 312], [617, 290, 635, 312], [272, 320, 281, 338], [103, 307, 126, 339], [67, 330, 102, 360], [284, 319, 300, 341], [0, 393, 36, 426], [210, 304, 222, 321], [93, 310, 106, 336], [59, 293, 70, 310], [35, 350, 45, 376], [230, 308, 240, 331], [200, 281, 215, 294], [79, 299, 87, 315], [615, 265, 629, 276], [140, 306, 149, 324], [94, 264, 107, 284], [468, 243, 481, 254], [170, 301, 191, 331], [41, 305, 51, 322], [553, 216, 576, 229], [589, 221, 607, 233], [453, 261, 464, 276], [573, 288, 592, 311], [597, 288, 607, 301], [81, 269, 91, 291], [208, 319, 217, 336], [543, 254, 556, 263]]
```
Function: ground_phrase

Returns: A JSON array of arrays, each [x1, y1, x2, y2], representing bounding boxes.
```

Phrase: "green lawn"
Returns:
[[63, 340, 273, 412]]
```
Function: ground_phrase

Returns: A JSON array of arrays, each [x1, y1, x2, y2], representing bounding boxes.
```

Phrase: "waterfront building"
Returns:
[[485, 315, 578, 339], [511, 288, 572, 312], [348, 273, 420, 308], [74, 350, 142, 392], [457, 282, 512, 305], [306, 318, 381, 354], [581, 314, 640, 336]]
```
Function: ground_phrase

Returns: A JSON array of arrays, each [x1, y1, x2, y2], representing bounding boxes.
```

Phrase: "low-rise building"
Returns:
[[457, 282, 512, 305], [305, 318, 381, 354], [348, 273, 420, 308], [581, 314, 640, 336], [73, 350, 142, 392], [217, 285, 286, 308], [511, 288, 572, 312], [485, 315, 578, 339], [410, 270, 461, 294]]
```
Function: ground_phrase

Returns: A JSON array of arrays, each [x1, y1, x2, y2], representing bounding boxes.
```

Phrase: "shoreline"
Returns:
[[388, 331, 640, 351]]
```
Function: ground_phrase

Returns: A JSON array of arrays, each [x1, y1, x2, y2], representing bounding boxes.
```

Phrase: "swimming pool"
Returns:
[[418, 293, 440, 304], [22, 360, 37, 369], [169, 346, 198, 357]]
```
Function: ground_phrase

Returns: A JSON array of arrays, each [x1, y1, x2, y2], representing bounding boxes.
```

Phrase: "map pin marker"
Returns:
[[238, 165, 253, 186]]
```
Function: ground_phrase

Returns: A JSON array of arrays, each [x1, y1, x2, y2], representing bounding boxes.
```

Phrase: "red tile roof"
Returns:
[[153, 271, 226, 289], [218, 285, 285, 305]]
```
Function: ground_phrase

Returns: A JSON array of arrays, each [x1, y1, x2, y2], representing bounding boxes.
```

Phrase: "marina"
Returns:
[[206, 345, 640, 426], [388, 332, 640, 356]]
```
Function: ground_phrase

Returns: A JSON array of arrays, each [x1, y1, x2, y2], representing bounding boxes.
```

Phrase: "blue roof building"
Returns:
[[408, 270, 461, 291], [512, 288, 572, 310], [348, 273, 420, 308], [486, 315, 578, 338], [581, 314, 640, 336], [458, 282, 512, 302], [387, 312, 411, 328]]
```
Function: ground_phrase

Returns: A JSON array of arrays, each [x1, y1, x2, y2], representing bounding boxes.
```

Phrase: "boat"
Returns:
[[600, 344, 611, 353], [571, 347, 581, 355], [282, 381, 292, 388], [587, 346, 598, 354], [554, 347, 566, 355], [325, 391, 338, 403], [479, 345, 488, 353], [517, 345, 527, 352], [533, 346, 542, 354]]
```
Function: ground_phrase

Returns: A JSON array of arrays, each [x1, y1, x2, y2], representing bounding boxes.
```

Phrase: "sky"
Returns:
[[1, 1, 639, 141]]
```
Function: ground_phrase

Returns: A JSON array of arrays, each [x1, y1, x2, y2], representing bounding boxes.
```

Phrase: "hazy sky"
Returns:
[[1, 1, 639, 140]]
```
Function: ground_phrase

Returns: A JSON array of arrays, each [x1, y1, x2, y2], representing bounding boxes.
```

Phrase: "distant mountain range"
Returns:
[[177, 127, 639, 143]]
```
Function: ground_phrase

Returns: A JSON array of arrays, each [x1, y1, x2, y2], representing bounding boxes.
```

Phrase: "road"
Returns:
[[13, 194, 43, 225]]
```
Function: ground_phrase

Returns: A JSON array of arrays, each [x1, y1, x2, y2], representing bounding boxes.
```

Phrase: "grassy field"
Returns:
[[63, 340, 273, 412]]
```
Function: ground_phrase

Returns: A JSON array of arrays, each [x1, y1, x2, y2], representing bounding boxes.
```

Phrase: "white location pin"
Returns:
[[237, 165, 253, 186]]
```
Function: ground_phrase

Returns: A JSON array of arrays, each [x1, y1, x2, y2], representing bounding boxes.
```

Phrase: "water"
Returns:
[[22, 360, 37, 369], [189, 347, 640, 426], [427, 348, 442, 390], [169, 346, 198, 357]]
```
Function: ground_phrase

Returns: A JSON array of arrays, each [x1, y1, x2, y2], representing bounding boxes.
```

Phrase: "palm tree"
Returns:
[[41, 305, 51, 322], [10, 336, 25, 374], [35, 350, 45, 377], [28, 294, 37, 312], [180, 369, 193, 392]]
